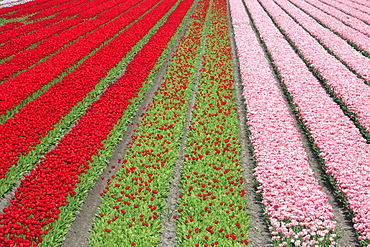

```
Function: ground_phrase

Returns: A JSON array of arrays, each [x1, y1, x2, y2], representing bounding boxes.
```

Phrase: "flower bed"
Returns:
[[0, 0, 123, 83], [288, 0, 370, 56], [89, 0, 211, 245], [0, 0, 176, 195], [273, 0, 370, 83], [307, 0, 370, 26], [174, 0, 250, 245], [0, 0, 188, 245], [243, 0, 370, 244], [230, 0, 338, 245], [258, 0, 370, 136], [0, 0, 150, 120]]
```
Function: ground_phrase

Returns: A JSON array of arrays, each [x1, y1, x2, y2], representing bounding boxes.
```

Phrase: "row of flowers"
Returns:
[[0, 0, 154, 123], [230, 0, 338, 246], [272, 0, 370, 83], [175, 0, 250, 245], [0, 0, 75, 19], [311, 0, 370, 25], [0, 0, 35, 8], [345, 0, 370, 11], [0, 0, 174, 195], [258, 0, 370, 137], [288, 0, 370, 56], [0, 0, 188, 245], [0, 0, 108, 44], [0, 0, 127, 88], [25, 0, 92, 21], [305, 0, 370, 35], [0, 21, 23, 33], [243, 0, 370, 244], [89, 0, 210, 245], [0, 0, 48, 15]]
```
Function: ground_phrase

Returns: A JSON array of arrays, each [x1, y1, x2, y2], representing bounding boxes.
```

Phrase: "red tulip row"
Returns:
[[0, 0, 175, 195], [1, 0, 76, 19], [25, 0, 92, 21], [0, 0, 127, 83], [0, 0, 109, 44], [175, 0, 249, 245], [0, 1, 132, 61], [0, 0, 50, 16], [0, 21, 23, 33], [89, 0, 210, 245], [0, 0, 186, 245], [0, 0, 149, 120]]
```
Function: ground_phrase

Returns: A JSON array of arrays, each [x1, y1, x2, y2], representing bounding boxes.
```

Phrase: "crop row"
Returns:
[[0, 0, 143, 118], [0, 0, 176, 196], [230, 0, 339, 246], [89, 0, 212, 245], [0, 0, 192, 245], [241, 0, 370, 244]]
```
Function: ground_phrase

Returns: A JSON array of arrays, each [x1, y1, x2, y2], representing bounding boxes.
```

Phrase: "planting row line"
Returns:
[[0, 0, 134, 91], [271, 0, 370, 83], [0, 0, 49, 16], [310, 0, 370, 25], [0, 0, 149, 125], [0, 0, 174, 196], [258, 0, 370, 139], [175, 0, 250, 245], [0, 0, 113, 53], [89, 0, 213, 245], [0, 0, 191, 245], [304, 0, 370, 35], [242, 0, 370, 244], [0, 0, 106, 43], [287, 0, 370, 57], [1, 0, 78, 19], [230, 0, 338, 246], [0, 0, 32, 8]]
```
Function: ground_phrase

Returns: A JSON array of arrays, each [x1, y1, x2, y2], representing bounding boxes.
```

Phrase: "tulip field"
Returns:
[[1, 0, 370, 246]]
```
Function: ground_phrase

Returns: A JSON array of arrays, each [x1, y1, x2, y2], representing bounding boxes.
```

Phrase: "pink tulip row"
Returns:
[[0, 0, 32, 8], [258, 0, 370, 134], [242, 0, 370, 243], [288, 0, 370, 55], [0, 0, 189, 244], [348, 0, 370, 10], [230, 0, 337, 246], [272, 0, 370, 83], [307, 0, 370, 25]]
